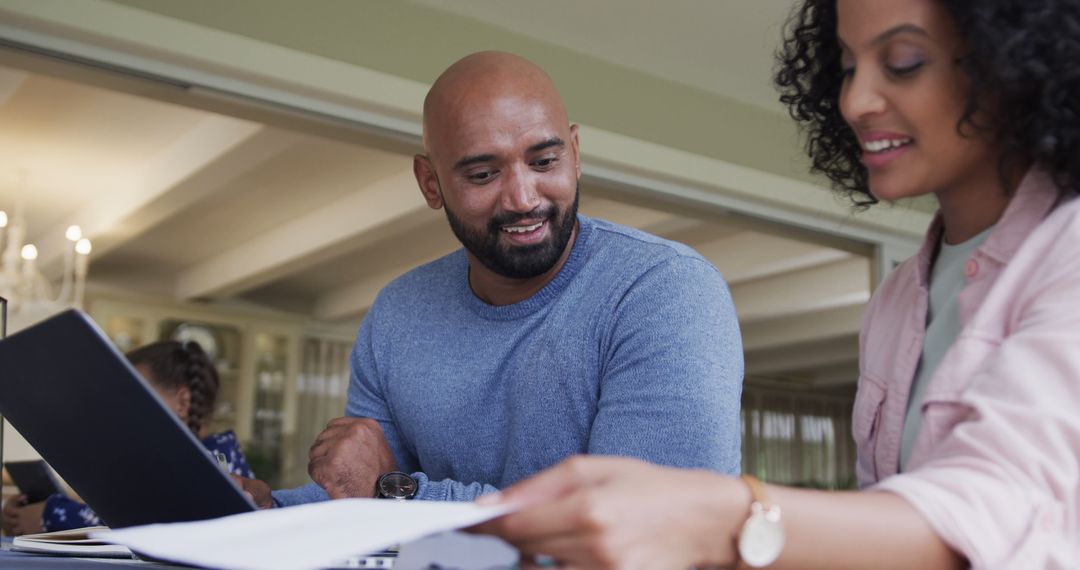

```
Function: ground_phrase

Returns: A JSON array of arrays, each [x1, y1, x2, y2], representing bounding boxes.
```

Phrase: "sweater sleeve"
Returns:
[[588, 255, 744, 474], [347, 308, 500, 501], [272, 306, 500, 504]]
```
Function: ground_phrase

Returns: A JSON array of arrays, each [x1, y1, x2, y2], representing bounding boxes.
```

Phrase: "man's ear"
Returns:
[[569, 124, 582, 179], [414, 154, 444, 210]]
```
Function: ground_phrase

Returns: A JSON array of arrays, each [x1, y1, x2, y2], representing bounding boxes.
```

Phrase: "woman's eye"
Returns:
[[886, 59, 925, 77]]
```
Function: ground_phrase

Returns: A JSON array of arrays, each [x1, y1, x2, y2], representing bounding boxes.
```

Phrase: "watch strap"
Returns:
[[741, 474, 771, 508]]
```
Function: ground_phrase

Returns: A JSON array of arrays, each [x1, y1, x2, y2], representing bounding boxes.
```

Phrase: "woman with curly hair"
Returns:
[[473, 0, 1080, 568], [2, 340, 254, 535]]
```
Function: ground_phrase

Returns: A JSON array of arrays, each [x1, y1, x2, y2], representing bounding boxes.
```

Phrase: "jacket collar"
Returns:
[[911, 166, 1060, 288]]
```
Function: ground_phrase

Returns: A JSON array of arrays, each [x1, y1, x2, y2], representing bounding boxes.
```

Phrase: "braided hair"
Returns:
[[127, 340, 220, 435]]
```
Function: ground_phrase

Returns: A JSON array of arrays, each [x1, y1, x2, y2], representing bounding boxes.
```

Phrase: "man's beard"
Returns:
[[444, 186, 579, 280]]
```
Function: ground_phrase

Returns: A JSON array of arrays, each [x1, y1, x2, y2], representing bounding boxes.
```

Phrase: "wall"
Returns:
[[106, 0, 813, 187]]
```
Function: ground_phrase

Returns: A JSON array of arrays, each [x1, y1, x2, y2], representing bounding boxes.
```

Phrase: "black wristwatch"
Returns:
[[375, 471, 418, 500]]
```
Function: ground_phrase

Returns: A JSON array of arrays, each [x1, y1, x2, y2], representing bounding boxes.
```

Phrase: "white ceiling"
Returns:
[[411, 0, 799, 113], [0, 0, 866, 391]]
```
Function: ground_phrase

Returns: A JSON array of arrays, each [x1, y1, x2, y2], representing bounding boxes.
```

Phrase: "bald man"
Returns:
[[266, 52, 742, 506]]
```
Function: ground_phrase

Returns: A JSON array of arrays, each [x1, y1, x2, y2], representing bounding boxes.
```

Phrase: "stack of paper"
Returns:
[[12, 526, 133, 558]]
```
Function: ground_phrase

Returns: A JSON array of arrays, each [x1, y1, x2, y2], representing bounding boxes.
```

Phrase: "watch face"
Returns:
[[738, 507, 784, 567], [378, 472, 417, 499]]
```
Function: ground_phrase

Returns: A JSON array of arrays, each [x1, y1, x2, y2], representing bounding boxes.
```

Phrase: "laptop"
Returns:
[[0, 309, 256, 528]]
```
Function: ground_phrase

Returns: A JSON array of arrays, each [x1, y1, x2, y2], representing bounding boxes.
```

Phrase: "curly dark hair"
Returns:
[[775, 0, 1080, 207], [127, 340, 219, 435]]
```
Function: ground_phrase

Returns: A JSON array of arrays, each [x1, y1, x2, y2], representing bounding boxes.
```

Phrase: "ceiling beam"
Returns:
[[741, 302, 864, 353], [746, 360, 860, 388], [580, 196, 678, 230], [314, 264, 416, 321], [175, 167, 427, 300], [697, 232, 852, 285], [0, 66, 26, 108], [729, 255, 870, 323], [804, 361, 862, 387], [36, 116, 284, 273], [746, 335, 858, 376]]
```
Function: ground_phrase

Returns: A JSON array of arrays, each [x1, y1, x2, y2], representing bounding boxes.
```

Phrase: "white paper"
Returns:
[[93, 499, 514, 570]]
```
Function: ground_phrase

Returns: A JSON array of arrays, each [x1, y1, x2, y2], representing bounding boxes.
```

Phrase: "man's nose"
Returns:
[[500, 166, 541, 213]]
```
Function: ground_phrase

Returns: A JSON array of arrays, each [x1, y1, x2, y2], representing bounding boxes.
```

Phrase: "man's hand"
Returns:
[[2, 495, 46, 536], [308, 417, 397, 499], [230, 475, 274, 509]]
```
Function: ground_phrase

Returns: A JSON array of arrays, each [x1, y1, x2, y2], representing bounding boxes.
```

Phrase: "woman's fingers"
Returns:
[[482, 455, 629, 508]]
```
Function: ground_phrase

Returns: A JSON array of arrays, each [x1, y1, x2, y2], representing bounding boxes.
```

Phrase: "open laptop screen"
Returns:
[[0, 310, 255, 528]]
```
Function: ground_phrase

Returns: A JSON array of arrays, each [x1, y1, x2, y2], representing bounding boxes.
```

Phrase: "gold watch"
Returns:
[[737, 474, 784, 567]]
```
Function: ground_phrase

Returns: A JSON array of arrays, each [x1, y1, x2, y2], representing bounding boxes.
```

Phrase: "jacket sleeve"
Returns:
[[873, 231, 1080, 568]]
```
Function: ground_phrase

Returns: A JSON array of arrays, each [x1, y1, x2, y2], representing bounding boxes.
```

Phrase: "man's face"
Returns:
[[443, 183, 579, 279], [419, 91, 582, 280]]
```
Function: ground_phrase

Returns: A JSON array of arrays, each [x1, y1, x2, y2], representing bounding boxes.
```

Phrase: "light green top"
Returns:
[[900, 226, 994, 470]]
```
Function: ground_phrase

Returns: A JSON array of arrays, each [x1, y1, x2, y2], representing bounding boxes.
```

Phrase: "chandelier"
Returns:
[[0, 199, 91, 331]]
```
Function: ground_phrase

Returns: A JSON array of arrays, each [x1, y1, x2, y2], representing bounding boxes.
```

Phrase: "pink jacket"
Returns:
[[854, 167, 1080, 568]]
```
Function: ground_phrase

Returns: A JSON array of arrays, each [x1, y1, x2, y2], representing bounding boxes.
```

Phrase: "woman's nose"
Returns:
[[840, 69, 887, 125]]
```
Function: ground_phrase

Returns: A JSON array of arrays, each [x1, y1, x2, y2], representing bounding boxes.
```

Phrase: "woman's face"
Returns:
[[837, 0, 999, 203]]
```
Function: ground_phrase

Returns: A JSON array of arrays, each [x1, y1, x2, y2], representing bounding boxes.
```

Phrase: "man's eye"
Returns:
[[468, 171, 495, 182], [533, 157, 557, 169]]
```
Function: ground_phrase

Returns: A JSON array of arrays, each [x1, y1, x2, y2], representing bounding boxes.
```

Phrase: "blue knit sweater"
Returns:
[[274, 215, 742, 504]]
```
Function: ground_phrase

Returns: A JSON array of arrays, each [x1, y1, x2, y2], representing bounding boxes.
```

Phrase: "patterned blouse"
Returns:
[[41, 430, 254, 532]]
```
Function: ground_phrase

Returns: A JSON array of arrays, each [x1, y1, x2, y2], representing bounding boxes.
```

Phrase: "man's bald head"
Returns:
[[412, 51, 582, 286], [421, 51, 570, 162]]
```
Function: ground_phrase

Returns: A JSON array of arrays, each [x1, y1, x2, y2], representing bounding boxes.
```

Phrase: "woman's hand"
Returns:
[[473, 456, 746, 570]]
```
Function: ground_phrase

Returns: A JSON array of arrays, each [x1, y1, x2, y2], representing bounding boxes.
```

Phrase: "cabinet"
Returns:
[[247, 332, 288, 486]]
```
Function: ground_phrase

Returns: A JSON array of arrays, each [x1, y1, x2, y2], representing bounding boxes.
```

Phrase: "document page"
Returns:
[[95, 499, 515, 570]]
